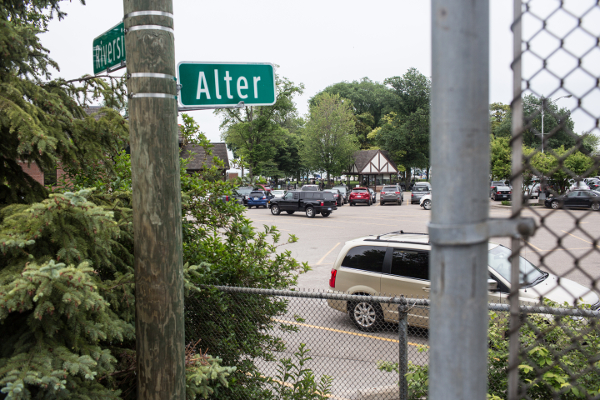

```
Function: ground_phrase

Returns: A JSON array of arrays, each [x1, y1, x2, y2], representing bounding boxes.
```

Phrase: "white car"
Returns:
[[569, 181, 590, 191], [419, 193, 431, 210], [271, 190, 286, 199]]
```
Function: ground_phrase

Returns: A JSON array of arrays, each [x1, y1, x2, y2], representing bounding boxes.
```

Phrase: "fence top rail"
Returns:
[[202, 285, 600, 318]]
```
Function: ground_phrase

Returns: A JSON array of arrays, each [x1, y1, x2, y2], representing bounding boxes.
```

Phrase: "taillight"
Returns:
[[508, 191, 512, 194], [262, 196, 266, 199], [395, 191, 400, 194], [225, 196, 229, 201], [321, 201, 324, 206], [381, 191, 386, 195], [411, 193, 415, 197], [329, 269, 337, 288]]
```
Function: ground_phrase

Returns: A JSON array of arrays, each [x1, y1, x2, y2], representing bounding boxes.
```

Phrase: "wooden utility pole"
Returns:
[[123, 0, 185, 398]]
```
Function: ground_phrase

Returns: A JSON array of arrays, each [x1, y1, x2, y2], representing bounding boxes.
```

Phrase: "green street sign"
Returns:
[[178, 62, 276, 107], [93, 21, 126, 75]]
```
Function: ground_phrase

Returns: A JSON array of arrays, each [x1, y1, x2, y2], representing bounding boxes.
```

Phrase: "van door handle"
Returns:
[[422, 287, 430, 292]]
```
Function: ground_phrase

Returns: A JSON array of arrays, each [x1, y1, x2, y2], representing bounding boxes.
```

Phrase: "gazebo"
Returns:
[[346, 150, 399, 189]]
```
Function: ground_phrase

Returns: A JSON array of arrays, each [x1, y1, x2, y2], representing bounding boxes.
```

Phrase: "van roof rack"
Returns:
[[373, 231, 428, 240]]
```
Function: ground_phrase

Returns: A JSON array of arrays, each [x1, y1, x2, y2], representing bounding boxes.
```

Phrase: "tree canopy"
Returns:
[[301, 93, 358, 182], [0, 1, 128, 205], [313, 78, 392, 149], [371, 68, 431, 185], [216, 76, 303, 178]]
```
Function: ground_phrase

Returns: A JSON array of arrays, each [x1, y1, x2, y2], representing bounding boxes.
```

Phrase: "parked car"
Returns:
[[589, 181, 600, 191], [301, 185, 320, 191], [410, 183, 431, 204], [256, 184, 272, 193], [246, 190, 270, 208], [271, 189, 286, 199], [491, 185, 512, 201], [326, 232, 600, 331], [324, 189, 344, 207], [231, 186, 254, 205], [544, 189, 600, 211], [568, 180, 590, 191], [349, 187, 372, 206], [490, 180, 507, 195], [368, 188, 376, 203], [525, 183, 540, 199], [332, 185, 349, 204], [379, 185, 403, 205], [419, 193, 431, 210], [268, 190, 337, 218]]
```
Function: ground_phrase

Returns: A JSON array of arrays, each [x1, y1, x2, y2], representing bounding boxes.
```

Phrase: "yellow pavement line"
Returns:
[[524, 240, 543, 252], [317, 243, 340, 265], [528, 247, 595, 253], [561, 230, 600, 248], [274, 319, 429, 348]]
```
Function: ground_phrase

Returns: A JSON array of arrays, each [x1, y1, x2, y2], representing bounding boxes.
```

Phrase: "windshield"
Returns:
[[272, 190, 285, 195], [488, 245, 546, 285]]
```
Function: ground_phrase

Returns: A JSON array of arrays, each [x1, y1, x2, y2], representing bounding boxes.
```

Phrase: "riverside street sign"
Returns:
[[178, 62, 276, 107], [93, 21, 126, 75]]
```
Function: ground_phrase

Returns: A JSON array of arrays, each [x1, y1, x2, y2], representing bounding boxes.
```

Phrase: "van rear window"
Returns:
[[342, 246, 387, 273]]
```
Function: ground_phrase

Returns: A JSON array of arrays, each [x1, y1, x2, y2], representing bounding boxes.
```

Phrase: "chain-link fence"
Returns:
[[510, 0, 600, 399], [185, 287, 599, 399]]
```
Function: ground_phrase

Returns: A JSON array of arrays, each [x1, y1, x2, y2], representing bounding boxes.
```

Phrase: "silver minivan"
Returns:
[[327, 232, 599, 331]]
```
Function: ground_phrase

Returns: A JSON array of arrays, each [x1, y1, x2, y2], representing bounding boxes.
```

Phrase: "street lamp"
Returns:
[[540, 94, 572, 153], [537, 94, 572, 204]]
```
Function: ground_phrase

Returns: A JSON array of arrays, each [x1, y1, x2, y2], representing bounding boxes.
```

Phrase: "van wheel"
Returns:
[[271, 205, 280, 215], [349, 300, 383, 332], [306, 207, 315, 218]]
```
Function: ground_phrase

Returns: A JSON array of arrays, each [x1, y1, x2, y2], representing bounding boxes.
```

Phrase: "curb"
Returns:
[[356, 385, 398, 399]]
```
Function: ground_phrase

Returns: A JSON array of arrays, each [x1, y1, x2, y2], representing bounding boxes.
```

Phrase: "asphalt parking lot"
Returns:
[[246, 196, 600, 290], [244, 196, 599, 399]]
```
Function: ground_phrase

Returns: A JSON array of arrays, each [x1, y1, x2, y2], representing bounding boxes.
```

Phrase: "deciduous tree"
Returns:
[[217, 76, 303, 178], [302, 93, 358, 183]]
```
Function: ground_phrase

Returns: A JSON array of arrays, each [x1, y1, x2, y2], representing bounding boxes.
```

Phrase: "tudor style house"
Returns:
[[346, 149, 399, 189]]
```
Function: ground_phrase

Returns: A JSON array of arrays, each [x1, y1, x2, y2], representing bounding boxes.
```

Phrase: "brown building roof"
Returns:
[[349, 150, 398, 174], [181, 142, 230, 171]]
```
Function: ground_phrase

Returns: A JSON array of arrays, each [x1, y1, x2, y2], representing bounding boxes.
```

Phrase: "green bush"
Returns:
[[378, 301, 600, 399]]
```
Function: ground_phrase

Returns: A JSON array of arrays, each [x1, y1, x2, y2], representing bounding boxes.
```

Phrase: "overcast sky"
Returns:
[[41, 0, 597, 143]]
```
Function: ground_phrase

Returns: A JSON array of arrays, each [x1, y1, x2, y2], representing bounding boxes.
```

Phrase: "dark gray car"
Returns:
[[379, 185, 403, 205], [332, 186, 348, 204], [410, 183, 431, 204]]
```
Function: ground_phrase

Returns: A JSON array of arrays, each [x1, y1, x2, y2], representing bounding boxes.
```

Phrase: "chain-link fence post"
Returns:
[[430, 0, 490, 399], [398, 301, 408, 400]]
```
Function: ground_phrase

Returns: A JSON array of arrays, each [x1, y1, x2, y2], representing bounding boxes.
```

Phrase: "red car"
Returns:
[[349, 187, 372, 206]]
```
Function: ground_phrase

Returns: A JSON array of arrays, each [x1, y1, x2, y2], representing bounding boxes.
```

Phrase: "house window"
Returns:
[[44, 166, 58, 186]]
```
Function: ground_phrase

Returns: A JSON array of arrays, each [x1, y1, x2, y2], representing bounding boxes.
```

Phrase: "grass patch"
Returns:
[[501, 200, 511, 206]]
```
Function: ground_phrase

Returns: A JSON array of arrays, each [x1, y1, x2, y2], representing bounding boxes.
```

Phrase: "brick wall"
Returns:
[[18, 161, 44, 185]]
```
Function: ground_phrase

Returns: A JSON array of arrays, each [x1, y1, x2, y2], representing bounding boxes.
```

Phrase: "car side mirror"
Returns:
[[487, 279, 498, 291]]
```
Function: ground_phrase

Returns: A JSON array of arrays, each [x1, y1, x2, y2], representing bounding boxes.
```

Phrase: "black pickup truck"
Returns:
[[268, 190, 337, 218]]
